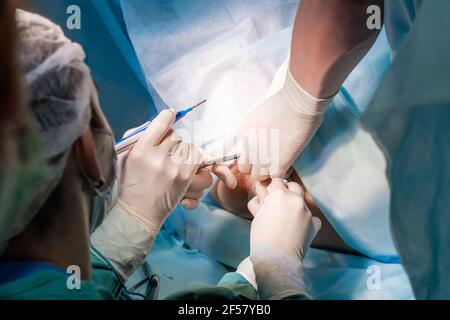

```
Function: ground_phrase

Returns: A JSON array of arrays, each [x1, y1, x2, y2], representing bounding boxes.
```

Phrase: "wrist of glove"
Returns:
[[250, 244, 312, 300], [91, 206, 155, 280], [283, 67, 333, 117], [239, 67, 335, 180], [115, 200, 167, 238], [236, 257, 257, 290]]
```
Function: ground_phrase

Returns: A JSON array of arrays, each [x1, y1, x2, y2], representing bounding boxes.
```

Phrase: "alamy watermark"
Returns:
[[66, 265, 81, 290], [168, 123, 281, 176], [66, 5, 81, 30], [367, 5, 382, 30], [366, 265, 382, 290]]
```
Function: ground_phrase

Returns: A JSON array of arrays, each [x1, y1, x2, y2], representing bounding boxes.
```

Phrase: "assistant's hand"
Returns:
[[248, 179, 321, 262], [181, 164, 237, 210], [238, 68, 334, 181], [246, 179, 321, 299], [115, 109, 202, 235]]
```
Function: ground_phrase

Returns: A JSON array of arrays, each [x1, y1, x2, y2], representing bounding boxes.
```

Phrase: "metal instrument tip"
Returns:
[[192, 99, 207, 110]]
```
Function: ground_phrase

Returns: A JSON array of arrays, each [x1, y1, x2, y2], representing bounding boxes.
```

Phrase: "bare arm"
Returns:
[[290, 0, 384, 98]]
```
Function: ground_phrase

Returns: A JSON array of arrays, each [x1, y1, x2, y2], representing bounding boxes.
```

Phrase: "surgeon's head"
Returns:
[[1, 10, 116, 271]]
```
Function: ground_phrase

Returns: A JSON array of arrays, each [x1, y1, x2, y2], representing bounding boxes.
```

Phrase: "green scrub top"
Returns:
[[0, 252, 310, 300], [0, 253, 120, 300], [166, 272, 259, 300], [165, 272, 310, 300], [0, 267, 113, 300]]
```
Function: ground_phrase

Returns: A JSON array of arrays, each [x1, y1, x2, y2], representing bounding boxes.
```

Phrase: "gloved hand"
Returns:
[[248, 178, 321, 260], [182, 164, 237, 210], [238, 68, 334, 181], [247, 178, 322, 299], [115, 109, 202, 236], [94, 110, 236, 279], [117, 121, 238, 211]]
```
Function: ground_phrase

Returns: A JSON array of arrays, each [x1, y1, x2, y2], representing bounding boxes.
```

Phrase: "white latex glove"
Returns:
[[236, 257, 257, 290], [238, 68, 334, 181], [182, 164, 237, 210], [91, 207, 154, 280], [117, 122, 238, 211], [247, 179, 322, 300], [93, 111, 237, 278], [115, 109, 202, 236]]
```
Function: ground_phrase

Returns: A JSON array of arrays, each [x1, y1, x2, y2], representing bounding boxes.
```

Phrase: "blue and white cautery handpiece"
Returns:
[[115, 99, 207, 154]]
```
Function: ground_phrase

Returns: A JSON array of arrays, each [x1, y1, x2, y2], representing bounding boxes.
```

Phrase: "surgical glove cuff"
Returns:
[[251, 245, 312, 300], [236, 257, 257, 290], [115, 201, 164, 238], [91, 206, 155, 280], [282, 68, 334, 117]]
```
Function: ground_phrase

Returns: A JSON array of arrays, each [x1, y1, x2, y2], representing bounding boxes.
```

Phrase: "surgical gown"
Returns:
[[364, 0, 450, 299], [384, 0, 424, 56], [0, 254, 116, 300]]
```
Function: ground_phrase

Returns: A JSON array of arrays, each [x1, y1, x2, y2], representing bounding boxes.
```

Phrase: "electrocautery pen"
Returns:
[[115, 99, 206, 154]]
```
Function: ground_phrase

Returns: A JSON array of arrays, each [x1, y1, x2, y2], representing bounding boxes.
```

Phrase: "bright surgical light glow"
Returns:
[[177, 68, 266, 162]]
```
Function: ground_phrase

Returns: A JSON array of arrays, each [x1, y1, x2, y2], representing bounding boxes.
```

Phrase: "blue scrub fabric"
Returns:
[[363, 0, 450, 299]]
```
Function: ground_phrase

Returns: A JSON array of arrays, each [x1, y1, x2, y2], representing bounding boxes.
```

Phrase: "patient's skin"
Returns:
[[210, 165, 360, 256]]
